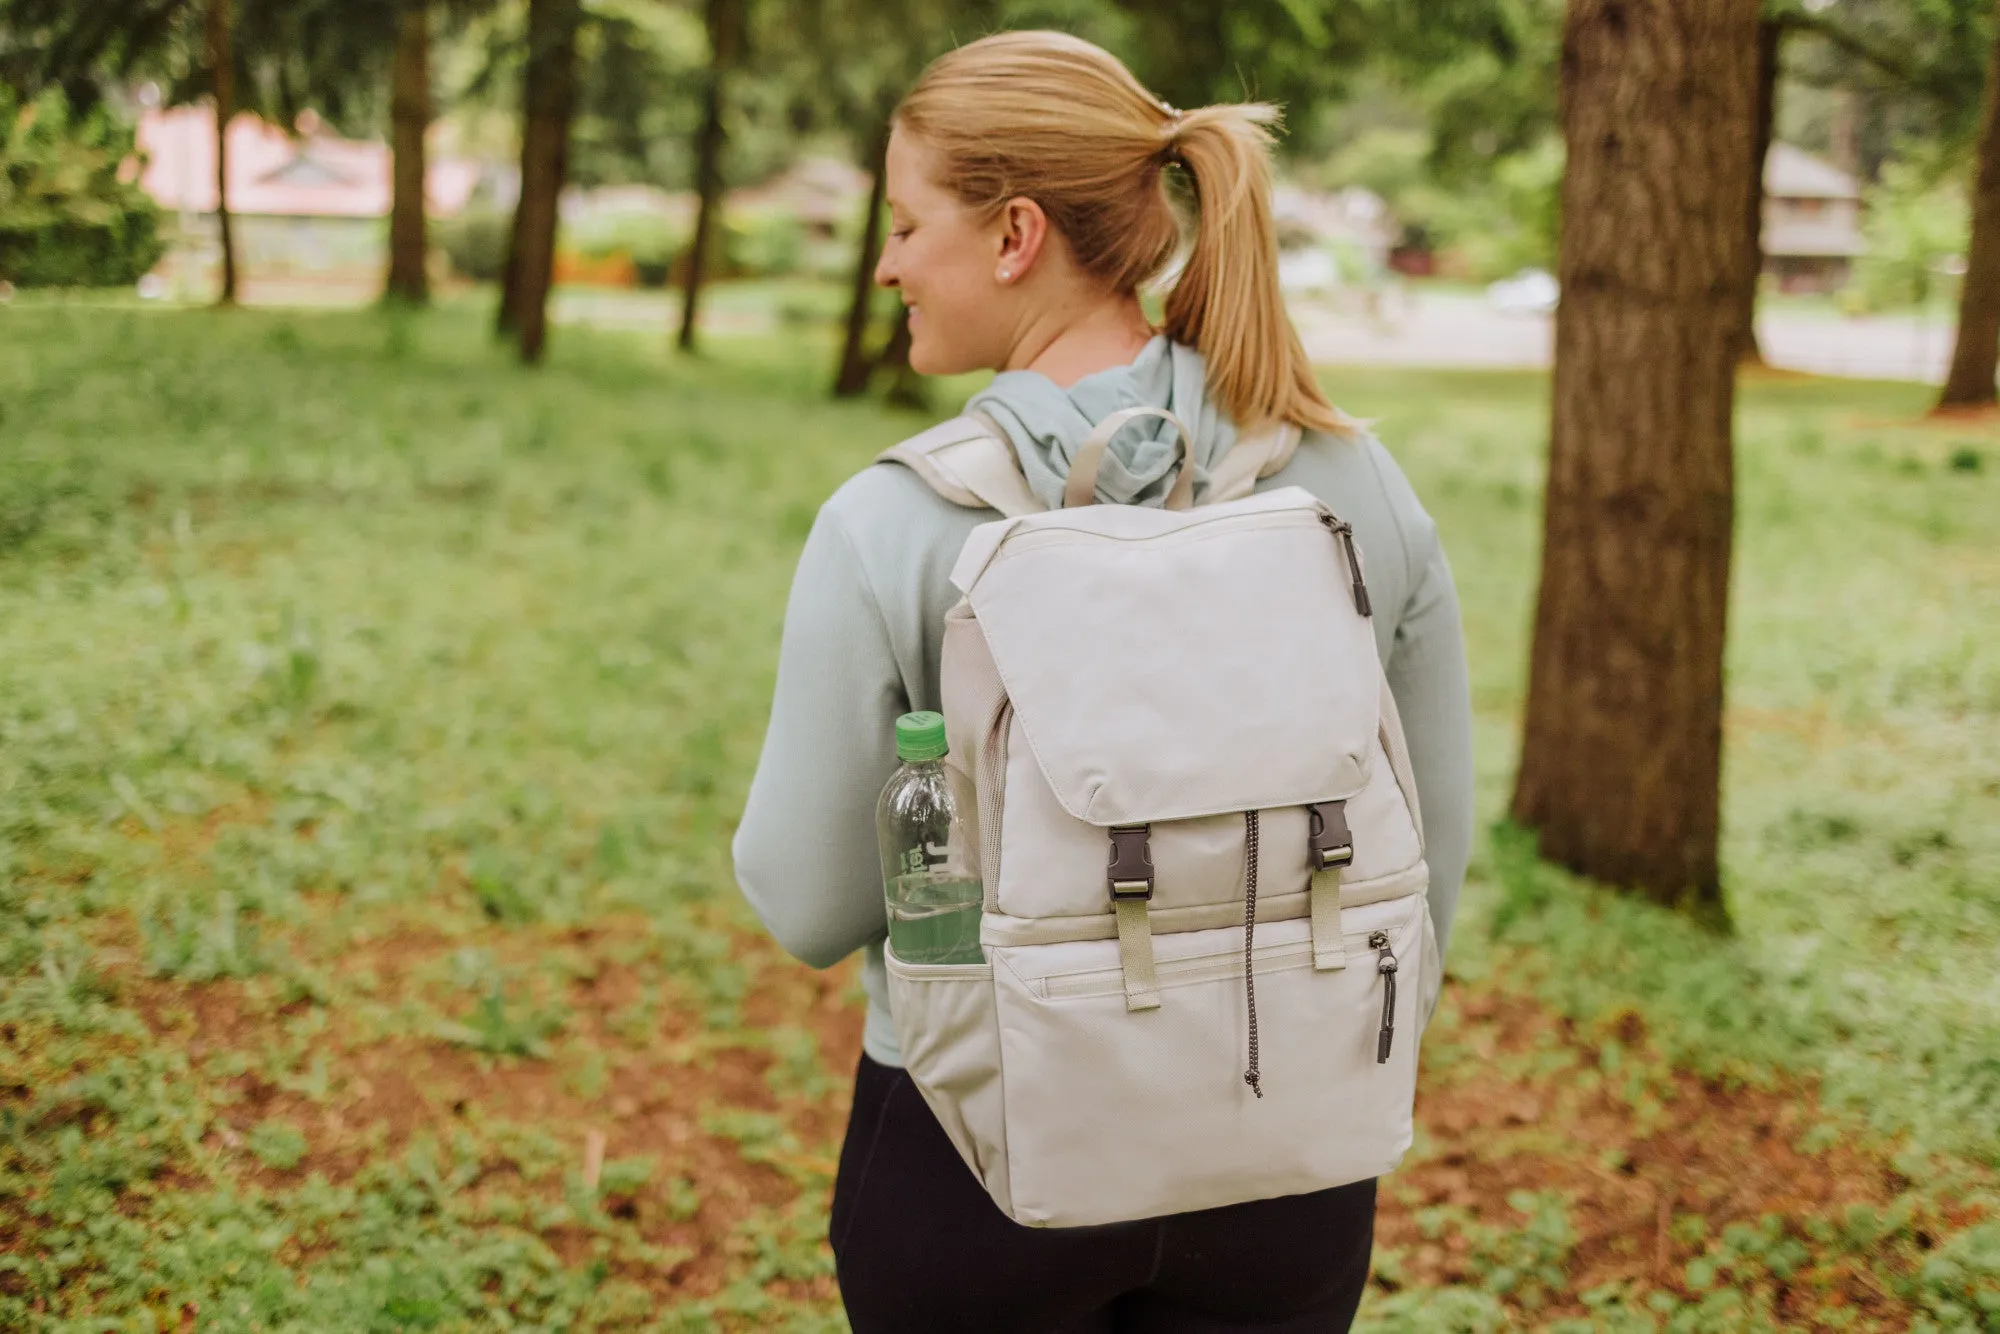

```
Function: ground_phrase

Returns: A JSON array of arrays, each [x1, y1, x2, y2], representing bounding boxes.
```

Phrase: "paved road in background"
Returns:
[[549, 286, 1955, 385], [1288, 291, 1955, 384]]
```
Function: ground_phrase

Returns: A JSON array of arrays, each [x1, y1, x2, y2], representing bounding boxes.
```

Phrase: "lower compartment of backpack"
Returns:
[[886, 890, 1440, 1228]]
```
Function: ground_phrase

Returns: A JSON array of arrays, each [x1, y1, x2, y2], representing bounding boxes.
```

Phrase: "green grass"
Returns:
[[0, 300, 1995, 1331]]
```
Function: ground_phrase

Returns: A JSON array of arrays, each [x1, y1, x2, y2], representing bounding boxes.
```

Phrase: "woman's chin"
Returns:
[[907, 334, 984, 379]]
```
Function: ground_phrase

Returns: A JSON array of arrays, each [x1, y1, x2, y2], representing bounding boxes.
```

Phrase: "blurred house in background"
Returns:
[[1763, 143, 1865, 294], [138, 105, 480, 295]]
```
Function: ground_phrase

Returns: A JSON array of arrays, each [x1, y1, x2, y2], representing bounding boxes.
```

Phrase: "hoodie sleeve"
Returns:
[[1369, 447, 1476, 961], [733, 506, 904, 970]]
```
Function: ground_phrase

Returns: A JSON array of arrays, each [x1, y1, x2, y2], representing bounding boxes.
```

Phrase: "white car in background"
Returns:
[[1487, 267, 1559, 316]]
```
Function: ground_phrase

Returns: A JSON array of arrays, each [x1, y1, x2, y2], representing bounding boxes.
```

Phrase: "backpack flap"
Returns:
[[951, 485, 1388, 1011], [950, 485, 1379, 827]]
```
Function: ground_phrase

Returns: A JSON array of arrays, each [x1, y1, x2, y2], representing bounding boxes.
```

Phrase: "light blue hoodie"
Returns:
[[734, 340, 1473, 1068], [971, 335, 1243, 508]]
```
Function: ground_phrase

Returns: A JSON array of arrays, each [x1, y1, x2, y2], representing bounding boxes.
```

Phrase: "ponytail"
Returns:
[[1163, 107, 1352, 435], [898, 31, 1354, 436]]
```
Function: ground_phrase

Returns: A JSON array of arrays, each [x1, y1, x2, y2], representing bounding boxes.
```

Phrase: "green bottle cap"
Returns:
[[895, 711, 948, 763]]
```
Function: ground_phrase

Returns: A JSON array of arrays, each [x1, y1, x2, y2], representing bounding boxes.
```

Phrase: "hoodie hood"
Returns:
[[965, 335, 1238, 509]]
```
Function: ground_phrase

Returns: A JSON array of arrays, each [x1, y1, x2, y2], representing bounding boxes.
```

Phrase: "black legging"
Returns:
[[830, 1054, 1377, 1333]]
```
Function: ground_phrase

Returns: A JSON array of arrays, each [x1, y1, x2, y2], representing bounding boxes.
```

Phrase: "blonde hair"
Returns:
[[895, 30, 1350, 435]]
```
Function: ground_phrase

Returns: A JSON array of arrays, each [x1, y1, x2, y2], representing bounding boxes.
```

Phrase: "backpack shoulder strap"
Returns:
[[877, 413, 1046, 518], [1202, 421, 1303, 506]]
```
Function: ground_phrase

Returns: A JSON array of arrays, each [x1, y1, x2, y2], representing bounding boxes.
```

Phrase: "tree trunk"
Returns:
[[385, 3, 431, 305], [1937, 9, 2000, 411], [876, 304, 926, 410], [678, 0, 745, 354], [833, 121, 891, 397], [207, 0, 237, 307], [496, 198, 524, 336], [1735, 17, 1780, 366], [1509, 0, 1760, 920], [503, 0, 581, 364]]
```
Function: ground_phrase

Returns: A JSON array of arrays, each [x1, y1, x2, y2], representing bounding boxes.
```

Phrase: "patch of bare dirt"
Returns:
[[1924, 402, 2000, 429], [122, 916, 865, 1302], [1738, 360, 1817, 382], [1377, 987, 1952, 1328], [118, 796, 274, 876]]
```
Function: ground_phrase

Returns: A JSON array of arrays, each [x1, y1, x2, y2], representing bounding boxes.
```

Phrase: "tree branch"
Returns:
[[1774, 7, 1954, 105]]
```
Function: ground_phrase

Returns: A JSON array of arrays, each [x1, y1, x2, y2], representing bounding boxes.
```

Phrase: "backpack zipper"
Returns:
[[1318, 512, 1374, 617], [1036, 938, 1312, 998], [1370, 929, 1398, 1063], [1242, 810, 1263, 1100], [1030, 902, 1417, 999], [997, 501, 1320, 552]]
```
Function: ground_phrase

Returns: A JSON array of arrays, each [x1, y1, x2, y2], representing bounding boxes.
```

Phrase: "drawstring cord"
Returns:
[[1243, 810, 1263, 1099]]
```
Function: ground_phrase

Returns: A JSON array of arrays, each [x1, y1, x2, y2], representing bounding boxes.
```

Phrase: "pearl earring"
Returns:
[[999, 268, 1012, 281]]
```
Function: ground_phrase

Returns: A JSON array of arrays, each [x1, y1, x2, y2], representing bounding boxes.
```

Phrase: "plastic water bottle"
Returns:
[[876, 711, 984, 965]]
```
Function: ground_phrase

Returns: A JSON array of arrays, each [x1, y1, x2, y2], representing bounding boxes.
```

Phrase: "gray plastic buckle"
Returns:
[[1107, 824, 1155, 901], [1307, 800, 1355, 873]]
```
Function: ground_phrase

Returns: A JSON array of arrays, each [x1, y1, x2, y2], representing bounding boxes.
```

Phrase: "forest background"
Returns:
[[2, 0, 1997, 1329]]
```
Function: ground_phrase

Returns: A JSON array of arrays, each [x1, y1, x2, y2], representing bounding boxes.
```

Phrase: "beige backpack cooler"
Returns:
[[877, 406, 1440, 1229]]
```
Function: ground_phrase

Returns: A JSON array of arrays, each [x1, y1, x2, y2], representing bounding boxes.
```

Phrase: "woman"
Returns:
[[735, 30, 1473, 1333]]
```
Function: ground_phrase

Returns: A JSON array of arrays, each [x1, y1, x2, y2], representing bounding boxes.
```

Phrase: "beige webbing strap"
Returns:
[[1107, 823, 1162, 1011], [1306, 799, 1355, 970], [1310, 871, 1346, 971], [875, 414, 1045, 517], [1063, 406, 1197, 510], [1114, 897, 1161, 1011], [1204, 421, 1303, 506]]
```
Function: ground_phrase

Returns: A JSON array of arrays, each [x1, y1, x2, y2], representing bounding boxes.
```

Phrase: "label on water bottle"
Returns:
[[900, 839, 951, 877]]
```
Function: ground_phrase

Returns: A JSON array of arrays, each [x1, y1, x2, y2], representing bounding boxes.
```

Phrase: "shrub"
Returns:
[[725, 208, 804, 278], [1855, 160, 1966, 313], [434, 206, 512, 282], [1319, 127, 1563, 284], [0, 88, 166, 287]]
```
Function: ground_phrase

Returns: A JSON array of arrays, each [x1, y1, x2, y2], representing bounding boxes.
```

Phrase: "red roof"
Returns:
[[138, 104, 480, 219]]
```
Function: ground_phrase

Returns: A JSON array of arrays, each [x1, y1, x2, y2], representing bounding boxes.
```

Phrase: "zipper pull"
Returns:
[[1318, 512, 1374, 617], [1369, 929, 1397, 1063]]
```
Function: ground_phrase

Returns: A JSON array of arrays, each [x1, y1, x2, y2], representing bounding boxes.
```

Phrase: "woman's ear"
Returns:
[[995, 196, 1050, 284]]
